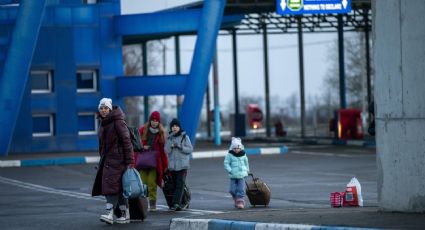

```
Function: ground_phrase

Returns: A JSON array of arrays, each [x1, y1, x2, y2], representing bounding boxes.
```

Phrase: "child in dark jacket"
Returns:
[[164, 118, 193, 211], [224, 137, 249, 209]]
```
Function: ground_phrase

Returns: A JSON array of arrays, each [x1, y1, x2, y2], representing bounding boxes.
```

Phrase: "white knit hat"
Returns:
[[98, 98, 112, 110], [229, 137, 244, 150]]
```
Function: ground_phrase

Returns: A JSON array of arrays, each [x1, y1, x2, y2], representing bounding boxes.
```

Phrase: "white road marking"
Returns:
[[0, 176, 104, 201], [0, 176, 223, 215]]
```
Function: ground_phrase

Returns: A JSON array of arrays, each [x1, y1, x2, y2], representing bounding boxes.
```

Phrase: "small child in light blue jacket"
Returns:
[[224, 137, 249, 209]]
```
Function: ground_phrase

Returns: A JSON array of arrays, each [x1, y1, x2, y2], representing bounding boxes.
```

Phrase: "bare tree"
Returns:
[[122, 41, 163, 126], [286, 92, 298, 119], [322, 33, 373, 109]]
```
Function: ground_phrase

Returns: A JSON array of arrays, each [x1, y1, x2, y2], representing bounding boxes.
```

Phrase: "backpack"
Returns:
[[115, 121, 143, 152], [122, 167, 147, 198], [127, 126, 143, 152]]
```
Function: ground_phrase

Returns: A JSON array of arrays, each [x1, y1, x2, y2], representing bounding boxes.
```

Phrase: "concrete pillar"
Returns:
[[373, 0, 425, 212]]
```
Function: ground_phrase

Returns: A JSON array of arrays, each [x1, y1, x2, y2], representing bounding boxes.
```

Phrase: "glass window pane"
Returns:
[[32, 114, 53, 137], [77, 70, 97, 92], [78, 113, 97, 135], [31, 71, 52, 94]]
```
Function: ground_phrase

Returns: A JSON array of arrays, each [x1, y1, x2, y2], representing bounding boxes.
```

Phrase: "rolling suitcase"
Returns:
[[162, 171, 191, 209], [245, 172, 271, 207], [113, 196, 148, 222], [128, 196, 148, 222]]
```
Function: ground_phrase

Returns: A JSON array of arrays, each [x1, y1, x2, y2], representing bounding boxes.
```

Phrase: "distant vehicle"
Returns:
[[247, 104, 263, 129]]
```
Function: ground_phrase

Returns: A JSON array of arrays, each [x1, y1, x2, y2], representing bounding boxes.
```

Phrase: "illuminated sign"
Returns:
[[276, 0, 351, 15]]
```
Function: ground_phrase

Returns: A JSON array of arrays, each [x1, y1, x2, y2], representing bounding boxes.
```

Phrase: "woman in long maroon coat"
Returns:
[[91, 98, 134, 225]]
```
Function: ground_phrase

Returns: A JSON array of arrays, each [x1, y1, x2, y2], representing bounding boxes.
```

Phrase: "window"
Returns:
[[77, 70, 98, 93], [78, 112, 97, 135], [32, 114, 54, 137], [31, 70, 53, 94], [82, 0, 97, 4]]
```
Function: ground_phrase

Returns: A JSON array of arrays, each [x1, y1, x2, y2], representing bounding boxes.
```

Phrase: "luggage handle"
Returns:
[[245, 172, 261, 191]]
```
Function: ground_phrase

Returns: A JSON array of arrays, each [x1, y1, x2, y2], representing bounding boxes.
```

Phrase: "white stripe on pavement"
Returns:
[[0, 176, 104, 201], [155, 204, 223, 214], [0, 176, 223, 215]]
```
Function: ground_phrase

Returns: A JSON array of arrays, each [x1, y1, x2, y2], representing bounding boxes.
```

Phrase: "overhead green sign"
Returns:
[[276, 0, 352, 15]]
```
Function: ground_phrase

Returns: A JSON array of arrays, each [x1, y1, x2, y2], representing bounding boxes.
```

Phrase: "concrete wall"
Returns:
[[373, 0, 425, 212]]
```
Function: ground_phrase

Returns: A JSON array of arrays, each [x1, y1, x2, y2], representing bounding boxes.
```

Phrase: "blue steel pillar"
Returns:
[[212, 50, 221, 145], [0, 0, 46, 156], [180, 0, 225, 144]]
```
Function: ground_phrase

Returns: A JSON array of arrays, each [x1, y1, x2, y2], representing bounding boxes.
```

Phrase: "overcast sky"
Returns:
[[120, 0, 338, 112]]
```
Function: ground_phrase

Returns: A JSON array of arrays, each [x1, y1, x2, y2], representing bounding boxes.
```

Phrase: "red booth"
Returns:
[[247, 104, 263, 129], [337, 109, 364, 140]]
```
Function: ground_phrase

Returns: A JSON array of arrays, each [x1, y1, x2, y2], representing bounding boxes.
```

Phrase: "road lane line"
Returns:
[[0, 176, 103, 201], [0, 176, 224, 215]]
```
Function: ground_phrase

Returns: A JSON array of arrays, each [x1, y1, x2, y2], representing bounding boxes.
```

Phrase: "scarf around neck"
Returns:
[[149, 127, 159, 134]]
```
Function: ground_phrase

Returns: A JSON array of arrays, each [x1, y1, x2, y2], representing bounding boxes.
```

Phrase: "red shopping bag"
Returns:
[[343, 186, 359, 207], [330, 192, 345, 208], [342, 177, 363, 207]]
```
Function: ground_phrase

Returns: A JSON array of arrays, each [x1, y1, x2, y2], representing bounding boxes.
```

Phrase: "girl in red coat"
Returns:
[[137, 111, 168, 211]]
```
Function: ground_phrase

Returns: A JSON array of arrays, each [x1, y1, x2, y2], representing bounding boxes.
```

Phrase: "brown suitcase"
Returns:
[[114, 196, 148, 222], [245, 172, 271, 207], [129, 196, 148, 222]]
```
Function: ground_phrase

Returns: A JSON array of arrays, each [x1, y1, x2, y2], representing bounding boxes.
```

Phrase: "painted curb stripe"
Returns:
[[169, 218, 210, 230], [209, 219, 256, 230], [0, 138, 374, 168], [0, 160, 20, 167], [85, 156, 100, 164], [21, 157, 86, 167], [245, 148, 261, 155], [1, 146, 288, 168], [169, 218, 381, 230], [193, 150, 227, 159]]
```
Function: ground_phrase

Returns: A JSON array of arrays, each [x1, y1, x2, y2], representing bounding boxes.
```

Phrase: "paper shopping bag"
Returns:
[[343, 177, 364, 207]]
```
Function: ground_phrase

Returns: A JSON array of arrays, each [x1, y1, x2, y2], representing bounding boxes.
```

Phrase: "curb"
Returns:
[[0, 146, 288, 168], [0, 156, 100, 168], [169, 218, 380, 230], [192, 146, 288, 159], [288, 138, 375, 148]]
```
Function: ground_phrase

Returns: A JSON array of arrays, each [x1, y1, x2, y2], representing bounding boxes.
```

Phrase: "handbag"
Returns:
[[136, 149, 158, 170]]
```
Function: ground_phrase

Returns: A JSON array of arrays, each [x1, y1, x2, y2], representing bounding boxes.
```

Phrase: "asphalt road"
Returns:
[[0, 144, 377, 230]]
